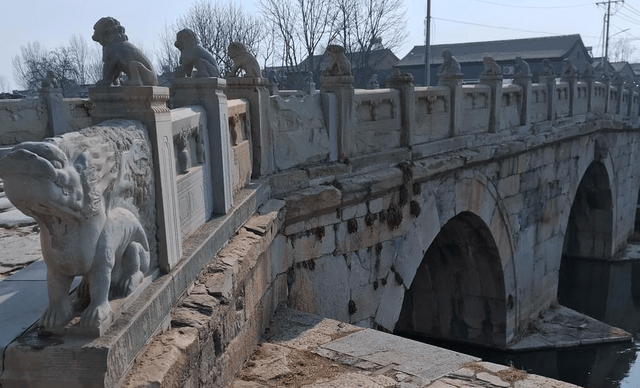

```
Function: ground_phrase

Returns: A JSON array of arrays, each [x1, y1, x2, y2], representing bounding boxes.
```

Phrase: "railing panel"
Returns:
[[460, 85, 490, 134], [353, 89, 402, 154], [501, 84, 522, 129], [414, 86, 451, 143]]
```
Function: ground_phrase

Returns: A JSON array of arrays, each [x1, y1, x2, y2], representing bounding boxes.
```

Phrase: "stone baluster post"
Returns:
[[538, 75, 556, 121], [479, 73, 503, 132], [171, 77, 233, 214], [387, 70, 415, 147], [225, 76, 272, 178], [582, 73, 595, 113], [321, 74, 356, 161], [561, 72, 578, 117], [513, 74, 532, 126], [89, 86, 182, 272], [614, 76, 624, 115], [625, 82, 634, 118], [439, 74, 463, 137], [39, 86, 67, 137]]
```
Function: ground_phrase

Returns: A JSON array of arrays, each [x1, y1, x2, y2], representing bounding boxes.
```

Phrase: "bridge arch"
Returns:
[[561, 158, 616, 260], [391, 174, 516, 348], [558, 158, 616, 317]]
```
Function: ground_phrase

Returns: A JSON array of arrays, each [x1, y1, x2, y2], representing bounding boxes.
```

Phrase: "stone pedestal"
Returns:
[[387, 72, 415, 147], [171, 77, 233, 214], [539, 75, 556, 120], [225, 77, 272, 178], [321, 75, 356, 160], [39, 87, 67, 136], [439, 74, 463, 137], [513, 75, 532, 126], [90, 86, 182, 273], [480, 74, 503, 132]]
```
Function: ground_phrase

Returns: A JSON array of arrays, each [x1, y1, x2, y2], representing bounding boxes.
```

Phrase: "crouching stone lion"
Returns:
[[0, 119, 156, 332]]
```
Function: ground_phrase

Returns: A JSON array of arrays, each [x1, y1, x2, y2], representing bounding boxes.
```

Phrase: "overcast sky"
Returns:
[[1, 0, 638, 91]]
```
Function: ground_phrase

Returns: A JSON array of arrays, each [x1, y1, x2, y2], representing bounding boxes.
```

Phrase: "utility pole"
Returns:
[[424, 0, 431, 86], [596, 0, 624, 61]]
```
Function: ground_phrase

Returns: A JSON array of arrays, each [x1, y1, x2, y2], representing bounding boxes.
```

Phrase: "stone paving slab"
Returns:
[[0, 225, 42, 279], [233, 307, 580, 387], [322, 329, 477, 382]]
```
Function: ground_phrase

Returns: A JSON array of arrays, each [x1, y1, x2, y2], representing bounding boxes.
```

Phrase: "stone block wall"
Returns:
[[123, 199, 287, 388]]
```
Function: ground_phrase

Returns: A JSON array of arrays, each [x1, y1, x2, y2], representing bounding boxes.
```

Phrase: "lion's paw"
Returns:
[[80, 301, 112, 328], [118, 271, 144, 297], [39, 300, 73, 329]]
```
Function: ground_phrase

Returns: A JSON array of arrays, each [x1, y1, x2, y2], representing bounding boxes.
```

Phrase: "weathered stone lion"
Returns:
[[322, 45, 351, 76], [92, 17, 158, 87], [0, 119, 156, 332], [174, 28, 220, 78], [227, 42, 261, 77]]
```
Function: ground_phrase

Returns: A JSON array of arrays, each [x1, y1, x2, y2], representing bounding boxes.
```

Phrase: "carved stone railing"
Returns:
[[0, 98, 48, 146], [0, 91, 93, 151], [353, 88, 402, 154], [171, 106, 212, 240], [228, 98, 252, 194]]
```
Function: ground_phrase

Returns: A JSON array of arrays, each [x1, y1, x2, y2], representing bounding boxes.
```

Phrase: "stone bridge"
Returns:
[[2, 65, 640, 387]]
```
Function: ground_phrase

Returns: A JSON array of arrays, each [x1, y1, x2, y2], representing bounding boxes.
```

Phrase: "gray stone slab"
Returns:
[[3, 259, 47, 281], [0, 277, 48, 375], [0, 209, 35, 228], [322, 329, 478, 382], [0, 227, 42, 268]]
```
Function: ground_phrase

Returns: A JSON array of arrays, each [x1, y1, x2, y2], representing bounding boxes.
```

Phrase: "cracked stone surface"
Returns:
[[232, 307, 580, 387]]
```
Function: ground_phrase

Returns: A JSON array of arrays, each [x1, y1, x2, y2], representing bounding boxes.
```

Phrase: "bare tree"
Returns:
[[610, 36, 636, 63], [260, 0, 337, 85], [12, 37, 101, 91], [332, 0, 407, 86], [158, 0, 264, 76]]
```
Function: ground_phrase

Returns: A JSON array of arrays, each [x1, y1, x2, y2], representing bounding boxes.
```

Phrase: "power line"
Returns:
[[431, 16, 600, 39], [473, 0, 592, 9], [596, 0, 626, 61]]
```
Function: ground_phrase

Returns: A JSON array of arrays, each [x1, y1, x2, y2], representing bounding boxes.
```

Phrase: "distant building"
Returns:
[[611, 61, 637, 83], [396, 34, 593, 86], [267, 49, 400, 89]]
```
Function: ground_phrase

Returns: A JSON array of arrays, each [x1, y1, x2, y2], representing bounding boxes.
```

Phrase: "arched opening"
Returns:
[[558, 161, 614, 319], [394, 211, 507, 348]]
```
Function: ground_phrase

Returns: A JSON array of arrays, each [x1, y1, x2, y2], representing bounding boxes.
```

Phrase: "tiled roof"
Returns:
[[397, 34, 585, 67]]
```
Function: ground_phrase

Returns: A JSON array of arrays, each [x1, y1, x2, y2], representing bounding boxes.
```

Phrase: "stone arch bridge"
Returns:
[[3, 69, 640, 387]]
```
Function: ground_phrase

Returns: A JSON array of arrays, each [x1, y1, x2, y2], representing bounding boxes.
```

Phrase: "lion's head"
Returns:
[[228, 42, 248, 59], [175, 29, 198, 51], [92, 17, 128, 46]]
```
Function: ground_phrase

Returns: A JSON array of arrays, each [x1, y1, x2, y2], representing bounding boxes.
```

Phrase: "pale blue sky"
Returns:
[[1, 0, 636, 91]]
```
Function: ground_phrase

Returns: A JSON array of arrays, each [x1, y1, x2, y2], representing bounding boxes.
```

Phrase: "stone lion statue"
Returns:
[[227, 42, 261, 77], [174, 28, 220, 78], [92, 17, 158, 87], [0, 119, 156, 332], [438, 49, 462, 77], [481, 57, 502, 76], [322, 45, 351, 76]]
